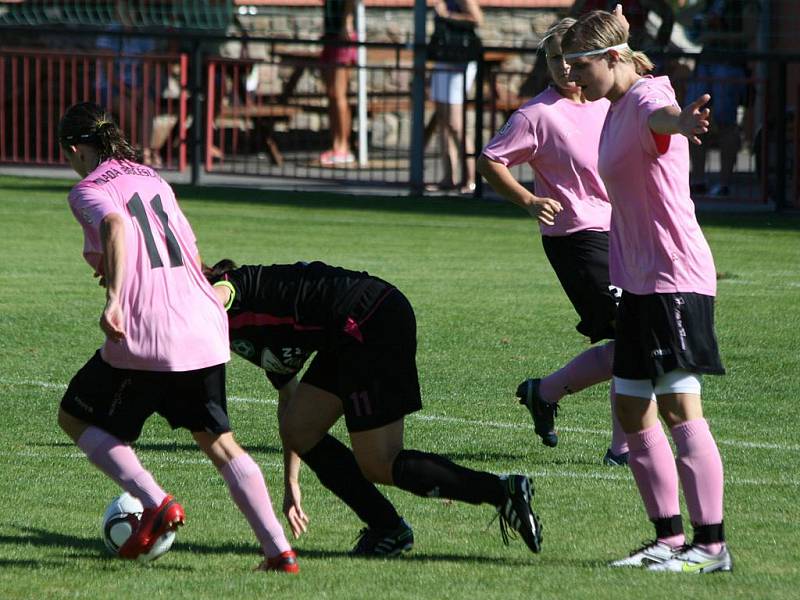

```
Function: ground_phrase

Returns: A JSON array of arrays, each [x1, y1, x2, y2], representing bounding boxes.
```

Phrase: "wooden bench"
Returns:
[[218, 103, 300, 165]]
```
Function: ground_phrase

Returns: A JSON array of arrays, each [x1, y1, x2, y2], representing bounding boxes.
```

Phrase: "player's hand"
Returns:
[[527, 196, 563, 226], [100, 298, 126, 342], [612, 4, 631, 34], [679, 94, 711, 145], [283, 480, 309, 539]]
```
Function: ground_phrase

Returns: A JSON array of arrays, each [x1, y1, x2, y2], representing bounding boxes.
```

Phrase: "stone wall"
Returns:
[[221, 8, 560, 148]]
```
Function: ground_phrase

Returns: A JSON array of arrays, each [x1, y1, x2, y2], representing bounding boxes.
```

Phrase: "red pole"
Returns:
[[71, 56, 78, 106], [206, 61, 216, 172], [232, 63, 240, 156], [179, 53, 188, 172], [23, 56, 30, 162], [83, 58, 89, 102], [58, 58, 66, 140], [0, 55, 6, 161], [12, 56, 19, 161], [49, 57, 55, 163], [35, 56, 41, 163]]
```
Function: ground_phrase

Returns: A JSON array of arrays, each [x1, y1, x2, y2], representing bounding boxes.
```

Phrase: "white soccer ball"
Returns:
[[101, 492, 176, 562]]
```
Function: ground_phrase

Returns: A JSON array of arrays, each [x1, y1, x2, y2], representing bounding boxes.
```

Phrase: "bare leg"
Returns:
[[324, 65, 352, 155], [444, 102, 465, 188], [280, 383, 403, 533], [194, 430, 291, 558], [434, 101, 456, 188]]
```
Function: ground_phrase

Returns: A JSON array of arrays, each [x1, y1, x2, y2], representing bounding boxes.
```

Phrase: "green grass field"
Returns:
[[1, 174, 799, 599]]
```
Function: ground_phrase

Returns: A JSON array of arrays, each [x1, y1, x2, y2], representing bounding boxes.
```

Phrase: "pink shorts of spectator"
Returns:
[[320, 33, 358, 66]]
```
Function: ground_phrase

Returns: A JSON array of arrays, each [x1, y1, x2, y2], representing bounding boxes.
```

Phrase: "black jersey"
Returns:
[[223, 262, 395, 389]]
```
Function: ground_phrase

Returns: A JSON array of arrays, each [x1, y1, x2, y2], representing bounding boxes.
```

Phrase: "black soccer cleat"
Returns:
[[350, 518, 414, 557], [516, 378, 559, 447], [497, 474, 543, 554]]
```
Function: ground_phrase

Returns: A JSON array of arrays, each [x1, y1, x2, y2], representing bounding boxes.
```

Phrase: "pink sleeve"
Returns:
[[68, 185, 117, 257], [481, 111, 538, 168], [638, 86, 677, 156]]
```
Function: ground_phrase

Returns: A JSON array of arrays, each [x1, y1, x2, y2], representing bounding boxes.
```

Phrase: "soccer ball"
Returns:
[[101, 492, 176, 562]]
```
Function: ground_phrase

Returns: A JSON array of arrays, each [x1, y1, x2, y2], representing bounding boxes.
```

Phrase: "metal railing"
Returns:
[[0, 46, 189, 170], [1, 28, 798, 209]]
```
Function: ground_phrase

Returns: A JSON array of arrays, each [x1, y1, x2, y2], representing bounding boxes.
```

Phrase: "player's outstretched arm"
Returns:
[[649, 94, 711, 145]]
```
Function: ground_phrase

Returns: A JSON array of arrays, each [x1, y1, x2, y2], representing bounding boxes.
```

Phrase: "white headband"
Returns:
[[564, 43, 630, 60]]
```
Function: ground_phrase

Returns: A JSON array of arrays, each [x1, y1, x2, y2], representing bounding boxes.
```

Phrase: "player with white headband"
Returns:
[[477, 14, 631, 467], [563, 10, 731, 574]]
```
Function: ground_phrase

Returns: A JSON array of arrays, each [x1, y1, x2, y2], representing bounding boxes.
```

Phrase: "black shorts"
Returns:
[[613, 291, 726, 381], [60, 351, 230, 443], [301, 290, 423, 432], [541, 231, 618, 343]]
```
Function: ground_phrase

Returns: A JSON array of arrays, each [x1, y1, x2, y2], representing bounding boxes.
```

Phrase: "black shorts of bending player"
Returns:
[[60, 351, 230, 442], [301, 290, 423, 432], [612, 291, 726, 382], [541, 231, 618, 343]]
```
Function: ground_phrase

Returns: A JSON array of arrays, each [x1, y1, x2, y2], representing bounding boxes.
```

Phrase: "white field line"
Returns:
[[4, 378, 799, 453], [1, 449, 797, 488]]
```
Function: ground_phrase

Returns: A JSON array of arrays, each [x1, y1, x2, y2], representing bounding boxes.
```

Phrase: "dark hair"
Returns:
[[202, 258, 238, 284], [58, 102, 141, 162]]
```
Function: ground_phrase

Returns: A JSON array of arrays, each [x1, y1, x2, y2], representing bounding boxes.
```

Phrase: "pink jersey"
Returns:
[[482, 86, 612, 237], [68, 159, 230, 371], [597, 76, 717, 296]]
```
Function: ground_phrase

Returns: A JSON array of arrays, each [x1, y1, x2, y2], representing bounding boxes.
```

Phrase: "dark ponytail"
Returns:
[[202, 259, 238, 284], [58, 102, 141, 162]]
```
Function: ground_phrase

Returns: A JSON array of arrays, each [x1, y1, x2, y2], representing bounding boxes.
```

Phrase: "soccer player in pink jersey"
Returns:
[[477, 18, 630, 467], [563, 11, 731, 573], [56, 102, 297, 573]]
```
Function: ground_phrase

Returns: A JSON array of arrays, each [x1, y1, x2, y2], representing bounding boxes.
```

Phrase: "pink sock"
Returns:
[[539, 341, 613, 404], [76, 426, 167, 508], [627, 423, 684, 546], [609, 381, 629, 456], [220, 454, 291, 558], [672, 419, 725, 553]]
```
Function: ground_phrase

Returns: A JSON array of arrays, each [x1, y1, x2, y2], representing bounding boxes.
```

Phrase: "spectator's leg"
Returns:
[[433, 101, 456, 188], [325, 64, 352, 156], [444, 102, 463, 188]]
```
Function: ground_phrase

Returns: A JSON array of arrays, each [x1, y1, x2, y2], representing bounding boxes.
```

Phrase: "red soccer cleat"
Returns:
[[119, 494, 185, 560], [255, 550, 299, 574]]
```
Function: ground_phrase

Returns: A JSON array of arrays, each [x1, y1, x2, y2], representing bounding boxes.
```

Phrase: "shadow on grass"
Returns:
[[0, 526, 195, 570], [35, 441, 282, 456], [0, 558, 74, 568], [439, 451, 533, 462], [2, 175, 797, 229], [176, 541, 542, 566], [0, 526, 102, 554], [289, 546, 540, 567]]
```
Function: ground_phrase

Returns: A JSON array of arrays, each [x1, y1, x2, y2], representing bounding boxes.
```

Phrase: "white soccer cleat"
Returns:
[[609, 540, 676, 568], [647, 544, 733, 574]]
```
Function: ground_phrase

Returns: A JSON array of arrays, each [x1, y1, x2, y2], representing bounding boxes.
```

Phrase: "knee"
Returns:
[[57, 408, 87, 443], [194, 431, 243, 469], [355, 453, 395, 485], [57, 408, 70, 434], [278, 415, 317, 456]]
